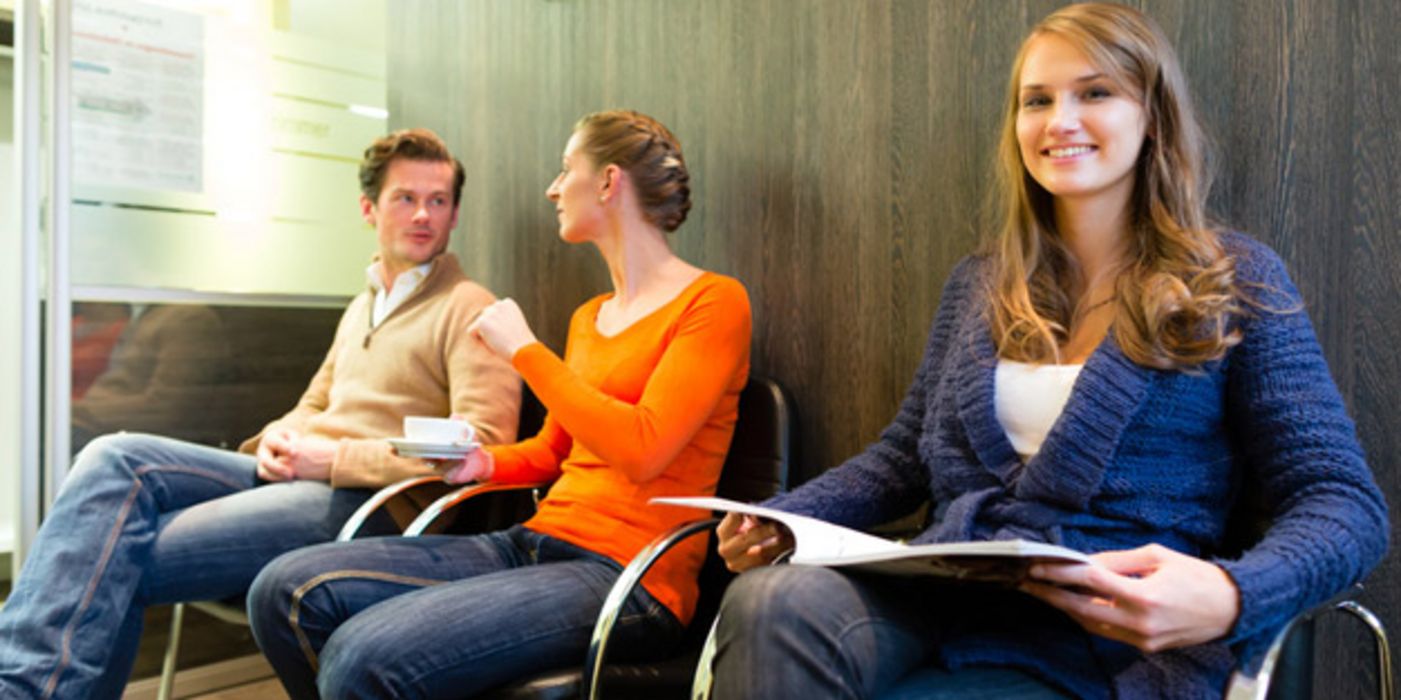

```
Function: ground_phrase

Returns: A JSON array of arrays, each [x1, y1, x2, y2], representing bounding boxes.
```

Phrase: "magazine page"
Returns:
[[651, 496, 903, 560], [805, 539, 1089, 581], [652, 496, 1090, 582]]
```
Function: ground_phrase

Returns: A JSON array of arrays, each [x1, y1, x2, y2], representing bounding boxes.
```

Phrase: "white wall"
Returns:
[[286, 0, 384, 53], [1, 52, 19, 570]]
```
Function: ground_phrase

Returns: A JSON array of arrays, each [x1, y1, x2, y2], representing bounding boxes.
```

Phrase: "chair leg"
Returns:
[[157, 602, 185, 700], [1337, 601, 1394, 700], [690, 614, 722, 700]]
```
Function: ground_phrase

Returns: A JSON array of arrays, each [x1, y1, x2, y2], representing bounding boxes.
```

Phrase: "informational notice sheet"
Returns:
[[72, 0, 204, 192]]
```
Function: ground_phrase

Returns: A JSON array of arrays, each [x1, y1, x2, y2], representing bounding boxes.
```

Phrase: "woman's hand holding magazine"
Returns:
[[664, 497, 1240, 650], [664, 497, 1236, 651], [716, 512, 796, 573], [655, 496, 1089, 581], [1020, 544, 1241, 652]]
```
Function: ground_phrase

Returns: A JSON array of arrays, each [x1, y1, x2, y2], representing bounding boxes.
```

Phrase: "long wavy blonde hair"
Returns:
[[990, 3, 1241, 369]]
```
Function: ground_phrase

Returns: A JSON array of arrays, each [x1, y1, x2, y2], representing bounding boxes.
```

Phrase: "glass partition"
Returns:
[[68, 302, 344, 454], [3, 0, 388, 688], [69, 1, 385, 298], [1, 3, 19, 599]]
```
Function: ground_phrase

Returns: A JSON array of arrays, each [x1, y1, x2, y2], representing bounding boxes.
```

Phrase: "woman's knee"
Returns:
[[248, 551, 295, 615], [719, 565, 853, 637], [247, 546, 334, 644], [317, 623, 414, 700]]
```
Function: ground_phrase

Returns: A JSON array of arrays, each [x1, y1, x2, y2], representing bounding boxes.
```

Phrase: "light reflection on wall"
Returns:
[[69, 0, 386, 298]]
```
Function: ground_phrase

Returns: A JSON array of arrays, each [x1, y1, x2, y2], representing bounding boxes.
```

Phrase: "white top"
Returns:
[[994, 359, 1083, 463], [366, 261, 432, 328]]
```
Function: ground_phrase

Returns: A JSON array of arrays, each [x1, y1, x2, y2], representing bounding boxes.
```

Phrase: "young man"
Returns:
[[0, 128, 520, 699]]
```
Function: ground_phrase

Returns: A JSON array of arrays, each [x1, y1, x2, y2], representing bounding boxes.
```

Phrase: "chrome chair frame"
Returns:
[[155, 388, 548, 698], [156, 474, 457, 700], [484, 375, 793, 700], [1225, 587, 1393, 700], [690, 578, 1394, 700], [582, 517, 720, 698]]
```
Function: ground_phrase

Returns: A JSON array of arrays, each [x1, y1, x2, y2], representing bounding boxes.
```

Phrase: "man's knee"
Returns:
[[64, 433, 151, 485]]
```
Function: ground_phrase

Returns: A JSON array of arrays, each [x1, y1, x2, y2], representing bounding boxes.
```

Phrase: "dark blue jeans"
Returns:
[[711, 565, 1074, 699], [248, 525, 684, 699], [0, 433, 385, 700]]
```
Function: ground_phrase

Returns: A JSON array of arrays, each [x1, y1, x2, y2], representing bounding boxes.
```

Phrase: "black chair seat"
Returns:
[[485, 651, 701, 700], [486, 376, 794, 700]]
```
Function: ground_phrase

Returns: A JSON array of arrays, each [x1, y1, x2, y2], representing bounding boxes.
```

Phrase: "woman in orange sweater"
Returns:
[[247, 110, 752, 699]]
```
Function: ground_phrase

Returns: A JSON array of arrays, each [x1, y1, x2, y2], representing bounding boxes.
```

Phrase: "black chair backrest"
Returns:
[[518, 383, 548, 440], [716, 376, 793, 503], [479, 375, 796, 700], [440, 384, 551, 535], [684, 376, 793, 647], [1222, 478, 1315, 699]]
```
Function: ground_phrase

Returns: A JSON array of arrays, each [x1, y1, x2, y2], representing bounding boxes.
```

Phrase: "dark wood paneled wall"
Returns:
[[389, 1, 1399, 695]]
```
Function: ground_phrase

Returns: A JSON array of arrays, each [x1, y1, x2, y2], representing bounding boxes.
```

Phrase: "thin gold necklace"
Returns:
[[1073, 295, 1117, 320]]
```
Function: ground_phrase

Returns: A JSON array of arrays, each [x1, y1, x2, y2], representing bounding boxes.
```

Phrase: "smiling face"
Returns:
[[362, 158, 459, 279], [545, 131, 609, 243], [1015, 34, 1149, 208]]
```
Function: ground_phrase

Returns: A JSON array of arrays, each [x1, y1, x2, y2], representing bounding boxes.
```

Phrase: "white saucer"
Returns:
[[388, 437, 478, 460]]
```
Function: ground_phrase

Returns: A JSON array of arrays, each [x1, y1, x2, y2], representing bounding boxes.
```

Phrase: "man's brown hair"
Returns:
[[359, 128, 466, 206]]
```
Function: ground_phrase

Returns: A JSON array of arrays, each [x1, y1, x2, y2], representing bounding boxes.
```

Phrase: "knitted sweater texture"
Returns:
[[766, 233, 1388, 698], [239, 253, 521, 489]]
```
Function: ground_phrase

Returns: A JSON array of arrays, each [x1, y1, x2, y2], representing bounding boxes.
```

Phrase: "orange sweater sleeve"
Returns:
[[485, 415, 571, 484], [496, 278, 751, 484]]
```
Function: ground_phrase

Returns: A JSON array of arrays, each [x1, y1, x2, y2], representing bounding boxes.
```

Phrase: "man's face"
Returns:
[[362, 158, 459, 279]]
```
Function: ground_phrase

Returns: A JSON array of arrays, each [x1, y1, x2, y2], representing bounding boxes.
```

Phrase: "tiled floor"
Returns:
[[189, 678, 289, 700], [131, 604, 263, 679]]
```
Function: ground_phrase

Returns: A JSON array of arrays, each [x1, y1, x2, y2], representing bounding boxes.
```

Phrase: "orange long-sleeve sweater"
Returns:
[[488, 272, 751, 624]]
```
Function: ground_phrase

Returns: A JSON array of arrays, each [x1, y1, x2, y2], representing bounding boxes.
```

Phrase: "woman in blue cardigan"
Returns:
[[710, 3, 1388, 699]]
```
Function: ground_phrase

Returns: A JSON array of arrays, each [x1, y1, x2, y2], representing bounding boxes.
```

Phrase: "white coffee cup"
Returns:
[[403, 416, 476, 444]]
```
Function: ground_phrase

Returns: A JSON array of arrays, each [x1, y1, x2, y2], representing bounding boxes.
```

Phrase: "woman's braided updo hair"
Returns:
[[573, 110, 692, 232]]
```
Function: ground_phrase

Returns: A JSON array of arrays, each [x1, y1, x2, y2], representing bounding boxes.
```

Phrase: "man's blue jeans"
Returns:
[[0, 433, 386, 700], [711, 565, 1074, 699], [248, 525, 684, 699]]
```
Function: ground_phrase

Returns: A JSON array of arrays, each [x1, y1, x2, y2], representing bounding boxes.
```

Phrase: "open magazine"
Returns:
[[652, 496, 1090, 583]]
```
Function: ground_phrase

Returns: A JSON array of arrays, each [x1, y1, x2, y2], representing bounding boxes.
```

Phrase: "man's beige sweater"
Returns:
[[239, 253, 520, 488]]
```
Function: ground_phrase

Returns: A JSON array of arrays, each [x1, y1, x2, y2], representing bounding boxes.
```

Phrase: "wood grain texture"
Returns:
[[388, 2, 1400, 694]]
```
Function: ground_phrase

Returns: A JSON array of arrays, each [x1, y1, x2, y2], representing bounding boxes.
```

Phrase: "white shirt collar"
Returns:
[[367, 260, 433, 328]]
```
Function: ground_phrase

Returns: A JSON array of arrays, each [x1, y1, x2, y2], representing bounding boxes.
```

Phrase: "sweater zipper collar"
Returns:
[[363, 255, 446, 347]]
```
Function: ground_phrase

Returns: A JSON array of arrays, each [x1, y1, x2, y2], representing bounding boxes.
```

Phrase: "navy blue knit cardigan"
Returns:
[[765, 233, 1388, 698]]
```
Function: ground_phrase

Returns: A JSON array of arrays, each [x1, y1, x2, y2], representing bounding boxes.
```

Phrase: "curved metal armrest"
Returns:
[[403, 481, 551, 537], [583, 516, 721, 700], [1225, 586, 1394, 700], [691, 614, 722, 700], [337, 475, 448, 541], [690, 549, 791, 700]]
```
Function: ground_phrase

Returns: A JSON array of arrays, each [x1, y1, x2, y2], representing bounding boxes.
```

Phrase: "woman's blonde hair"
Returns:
[[989, 2, 1241, 369]]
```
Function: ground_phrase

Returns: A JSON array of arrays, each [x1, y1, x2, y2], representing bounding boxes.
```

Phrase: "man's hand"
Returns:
[[1020, 543, 1241, 653], [256, 426, 298, 482], [283, 436, 339, 481], [468, 298, 539, 360], [257, 428, 337, 482], [716, 513, 795, 573]]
